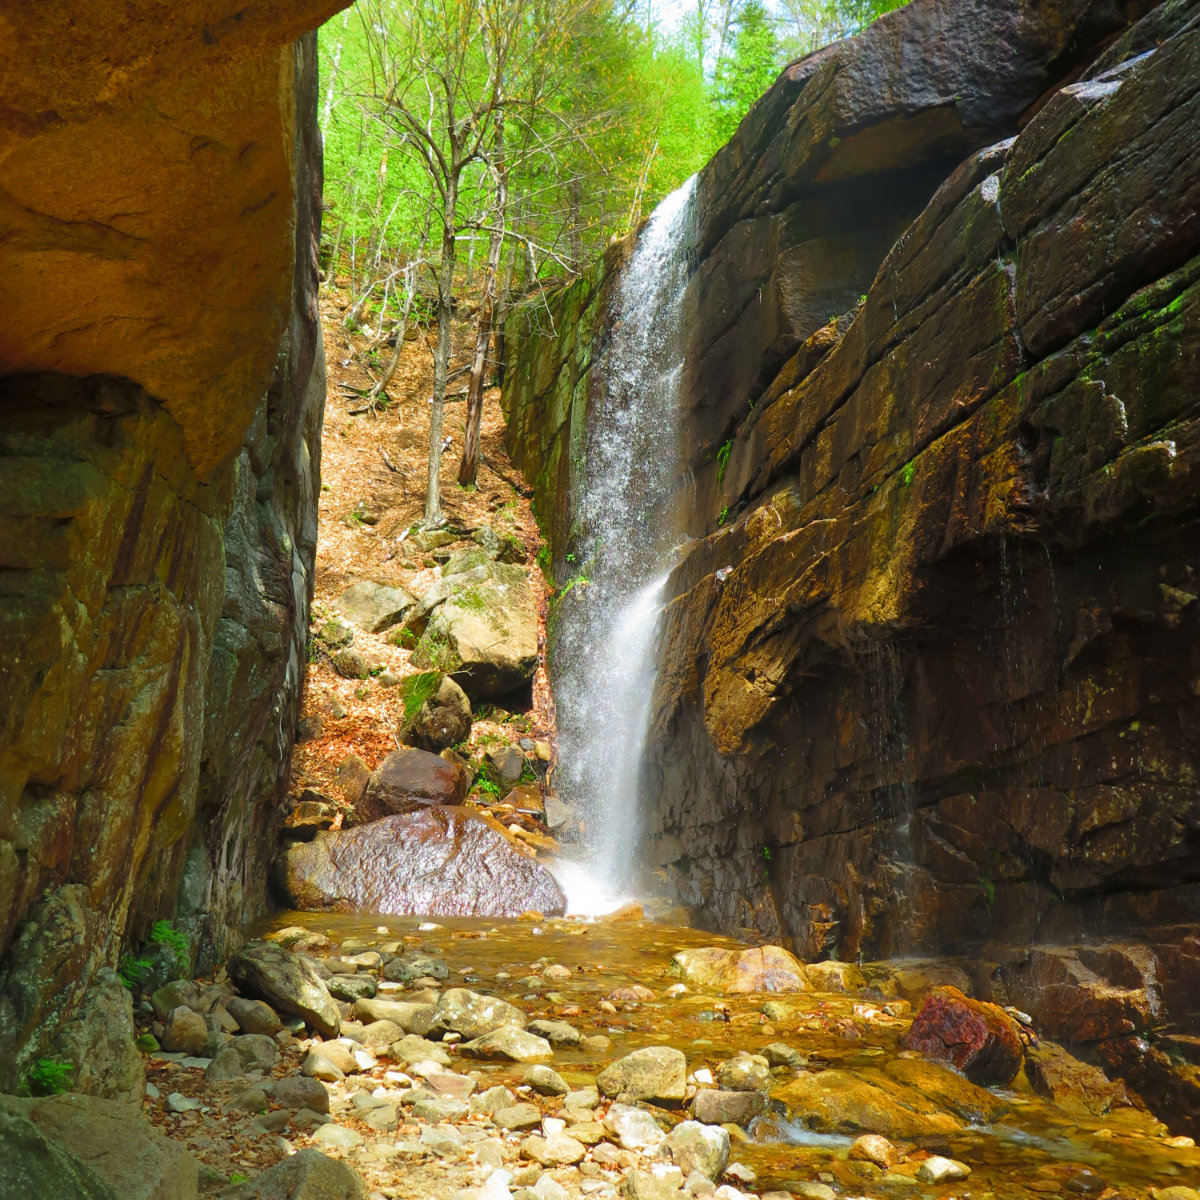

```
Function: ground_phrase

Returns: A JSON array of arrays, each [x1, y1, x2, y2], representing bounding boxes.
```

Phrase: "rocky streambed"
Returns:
[[34, 912, 1199, 1200]]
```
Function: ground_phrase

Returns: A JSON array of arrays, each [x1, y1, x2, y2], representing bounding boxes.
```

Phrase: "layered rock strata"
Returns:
[[0, 2, 347, 1092], [502, 0, 1200, 1127]]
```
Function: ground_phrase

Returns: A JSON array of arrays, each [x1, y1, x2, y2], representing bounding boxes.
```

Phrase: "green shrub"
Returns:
[[401, 671, 442, 722], [118, 954, 153, 990], [26, 1059, 74, 1096], [149, 920, 190, 978]]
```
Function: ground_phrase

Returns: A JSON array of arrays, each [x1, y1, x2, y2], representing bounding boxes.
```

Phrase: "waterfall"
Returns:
[[550, 176, 697, 912]]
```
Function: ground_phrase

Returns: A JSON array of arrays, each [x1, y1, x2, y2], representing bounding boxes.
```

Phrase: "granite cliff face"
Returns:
[[0, 3, 346, 1091], [503, 0, 1200, 1124]]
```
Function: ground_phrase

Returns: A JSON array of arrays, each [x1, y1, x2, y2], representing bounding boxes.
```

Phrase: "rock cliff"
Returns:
[[0, 2, 346, 1091], [503, 0, 1200, 1123]]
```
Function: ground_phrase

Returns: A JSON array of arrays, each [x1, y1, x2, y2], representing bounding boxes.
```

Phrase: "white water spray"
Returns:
[[550, 177, 697, 907]]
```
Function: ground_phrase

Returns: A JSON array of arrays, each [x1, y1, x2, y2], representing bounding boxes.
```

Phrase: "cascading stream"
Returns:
[[550, 176, 697, 911]]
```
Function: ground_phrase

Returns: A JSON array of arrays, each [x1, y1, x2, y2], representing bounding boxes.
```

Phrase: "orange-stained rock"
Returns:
[[671, 945, 809, 993], [903, 986, 1024, 1086], [356, 748, 471, 822]]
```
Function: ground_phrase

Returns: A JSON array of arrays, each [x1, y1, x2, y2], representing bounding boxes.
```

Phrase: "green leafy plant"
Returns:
[[900, 460, 916, 488], [979, 877, 996, 905], [149, 920, 190, 978], [473, 777, 502, 799], [388, 626, 417, 649], [118, 954, 153, 990], [229, 1173, 251, 1185], [355, 684, 370, 700], [401, 671, 442, 722], [552, 573, 590, 605], [26, 1058, 74, 1096], [716, 440, 732, 484], [718, 506, 729, 526], [535, 544, 552, 572]]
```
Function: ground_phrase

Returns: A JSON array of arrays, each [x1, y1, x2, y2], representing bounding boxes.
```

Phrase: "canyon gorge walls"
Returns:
[[503, 0, 1200, 1124], [0, 1, 347, 1092]]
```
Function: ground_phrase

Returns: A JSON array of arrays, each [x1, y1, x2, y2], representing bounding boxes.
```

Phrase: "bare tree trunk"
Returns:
[[426, 180, 458, 527], [459, 109, 506, 487], [369, 261, 418, 401]]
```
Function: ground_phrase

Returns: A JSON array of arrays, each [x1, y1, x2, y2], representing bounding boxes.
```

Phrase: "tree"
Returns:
[[710, 0, 779, 145]]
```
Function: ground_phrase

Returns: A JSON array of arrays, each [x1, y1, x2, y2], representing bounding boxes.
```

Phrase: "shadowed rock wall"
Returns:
[[503, 0, 1200, 1127], [0, 4, 345, 1092]]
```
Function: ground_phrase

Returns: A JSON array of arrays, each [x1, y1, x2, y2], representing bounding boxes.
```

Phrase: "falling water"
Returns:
[[550, 176, 697, 908]]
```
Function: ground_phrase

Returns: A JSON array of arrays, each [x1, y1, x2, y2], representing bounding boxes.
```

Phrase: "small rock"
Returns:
[[580, 1034, 611, 1054], [431, 988, 526, 1039], [226, 997, 282, 1036], [420, 1123, 466, 1156], [760, 1042, 803, 1069], [666, 1121, 730, 1180], [296, 714, 323, 741], [564, 1086, 600, 1110], [604, 1103, 666, 1150], [848, 1133, 899, 1168], [411, 1090, 471, 1123], [529, 1020, 582, 1047], [271, 1074, 330, 1113], [689, 1091, 764, 1126], [723, 1164, 754, 1186], [471, 1085, 517, 1117], [715, 1053, 770, 1092], [486, 745, 527, 788], [461, 1028, 552, 1062], [794, 1185, 836, 1200], [332, 647, 371, 679], [329, 698, 349, 719], [494, 1103, 543, 1131], [623, 1168, 682, 1200], [917, 1156, 971, 1183], [164, 1092, 204, 1114], [328, 974, 378, 1002], [521, 1132, 587, 1165], [312, 1123, 364, 1152], [523, 1065, 569, 1096]]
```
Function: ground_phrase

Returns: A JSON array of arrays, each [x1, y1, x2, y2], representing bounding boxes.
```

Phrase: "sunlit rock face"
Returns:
[[504, 0, 1200, 1129], [0, 3, 345, 1090]]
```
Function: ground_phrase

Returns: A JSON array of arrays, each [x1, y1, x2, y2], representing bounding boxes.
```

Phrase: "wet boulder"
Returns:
[[357, 747, 470, 821], [672, 945, 809, 993], [772, 1068, 962, 1138], [274, 808, 566, 918], [903, 986, 1024, 1086], [666, 1120, 730, 1179]]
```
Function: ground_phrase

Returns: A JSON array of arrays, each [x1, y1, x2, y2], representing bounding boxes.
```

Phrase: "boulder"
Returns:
[[771, 1069, 962, 1138], [331, 647, 371, 679], [903, 986, 1024, 1085], [50, 969, 145, 1104], [622, 1170, 680, 1200], [336, 581, 414, 634], [597, 1046, 687, 1104], [666, 1120, 730, 1180], [491, 1101, 542, 1130], [523, 1064, 569, 1095], [882, 1057, 1009, 1124], [528, 1019, 581, 1047], [355, 997, 436, 1034], [223, 1148, 368, 1199], [411, 563, 539, 698], [804, 961, 868, 994], [486, 744, 527, 788], [403, 675, 472, 752], [274, 808, 566, 918], [357, 747, 470, 821], [1000, 946, 1161, 1043], [0, 1093, 197, 1200], [671, 946, 808, 993], [226, 941, 341, 1037]]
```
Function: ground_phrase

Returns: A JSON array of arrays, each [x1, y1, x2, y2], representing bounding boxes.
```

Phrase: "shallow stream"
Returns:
[[256, 909, 1199, 1198]]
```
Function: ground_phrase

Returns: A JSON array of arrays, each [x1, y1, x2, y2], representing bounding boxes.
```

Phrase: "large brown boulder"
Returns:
[[903, 986, 1025, 1086], [357, 747, 470, 822], [273, 808, 567, 917], [671, 945, 809, 993]]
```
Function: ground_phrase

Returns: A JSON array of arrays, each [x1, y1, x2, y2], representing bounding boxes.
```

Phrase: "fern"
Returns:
[[149, 920, 190, 978]]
